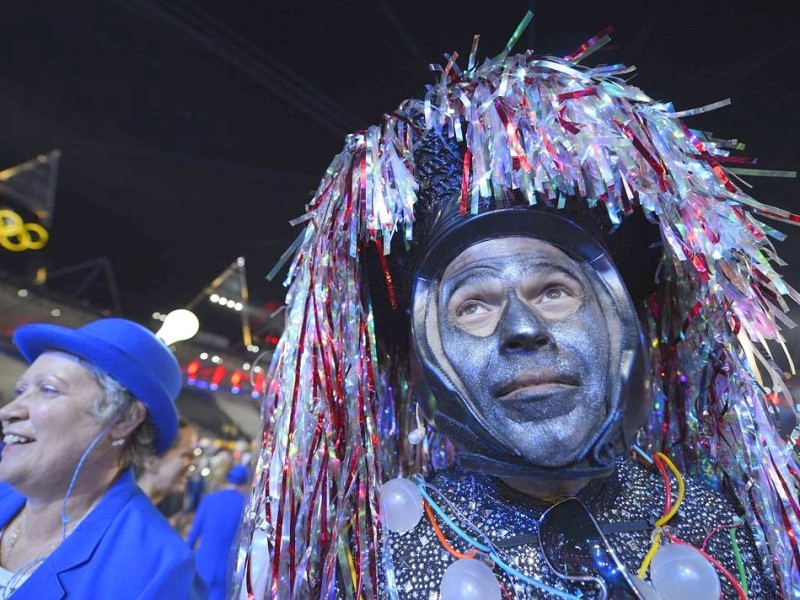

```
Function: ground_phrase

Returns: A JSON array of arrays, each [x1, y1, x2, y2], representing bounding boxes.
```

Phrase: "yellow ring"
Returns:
[[0, 208, 49, 251]]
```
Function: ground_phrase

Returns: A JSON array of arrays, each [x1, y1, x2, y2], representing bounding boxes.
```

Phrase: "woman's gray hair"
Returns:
[[86, 364, 157, 468]]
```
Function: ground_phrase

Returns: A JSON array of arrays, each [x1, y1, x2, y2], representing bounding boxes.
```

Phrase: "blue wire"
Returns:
[[631, 444, 654, 465], [416, 480, 583, 600], [61, 422, 114, 540], [418, 479, 494, 546], [490, 552, 582, 600], [416, 484, 492, 553]]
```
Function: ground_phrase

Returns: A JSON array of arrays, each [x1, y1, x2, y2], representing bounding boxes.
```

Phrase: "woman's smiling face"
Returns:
[[0, 352, 108, 498]]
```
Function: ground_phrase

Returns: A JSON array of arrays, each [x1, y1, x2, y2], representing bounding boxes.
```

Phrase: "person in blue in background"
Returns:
[[188, 464, 249, 599], [0, 318, 207, 599]]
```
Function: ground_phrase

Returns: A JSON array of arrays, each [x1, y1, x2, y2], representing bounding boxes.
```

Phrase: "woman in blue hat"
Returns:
[[0, 317, 207, 598]]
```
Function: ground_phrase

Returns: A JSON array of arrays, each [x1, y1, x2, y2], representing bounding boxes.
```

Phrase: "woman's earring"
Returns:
[[111, 438, 125, 447]]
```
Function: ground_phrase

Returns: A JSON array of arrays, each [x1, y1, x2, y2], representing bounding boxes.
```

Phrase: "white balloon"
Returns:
[[380, 477, 424, 533], [440, 558, 501, 600], [650, 543, 720, 600]]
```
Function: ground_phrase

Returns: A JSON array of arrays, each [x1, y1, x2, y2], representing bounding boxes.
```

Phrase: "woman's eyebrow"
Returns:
[[34, 373, 69, 387]]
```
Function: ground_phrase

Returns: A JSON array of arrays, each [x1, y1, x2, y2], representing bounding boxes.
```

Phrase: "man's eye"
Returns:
[[40, 385, 59, 395], [542, 287, 570, 301], [456, 301, 487, 317]]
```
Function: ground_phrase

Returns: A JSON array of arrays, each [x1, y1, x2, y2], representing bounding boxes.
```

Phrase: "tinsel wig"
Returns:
[[233, 17, 800, 598]]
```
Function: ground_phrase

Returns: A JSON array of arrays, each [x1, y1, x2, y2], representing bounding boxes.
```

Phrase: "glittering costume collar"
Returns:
[[385, 458, 771, 599]]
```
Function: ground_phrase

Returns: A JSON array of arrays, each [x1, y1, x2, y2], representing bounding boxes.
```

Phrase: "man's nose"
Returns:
[[497, 294, 554, 353]]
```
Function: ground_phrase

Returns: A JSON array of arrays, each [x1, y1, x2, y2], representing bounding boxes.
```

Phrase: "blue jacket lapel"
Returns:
[[14, 469, 140, 598]]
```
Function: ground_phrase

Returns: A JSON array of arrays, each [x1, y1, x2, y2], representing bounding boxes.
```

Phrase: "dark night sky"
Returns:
[[1, 0, 799, 334]]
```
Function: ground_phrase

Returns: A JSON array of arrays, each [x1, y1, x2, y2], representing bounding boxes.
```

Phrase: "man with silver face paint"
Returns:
[[382, 134, 772, 598], [405, 125, 650, 481], [414, 209, 630, 481]]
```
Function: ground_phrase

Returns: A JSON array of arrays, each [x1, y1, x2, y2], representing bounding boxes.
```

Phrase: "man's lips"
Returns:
[[495, 372, 579, 401]]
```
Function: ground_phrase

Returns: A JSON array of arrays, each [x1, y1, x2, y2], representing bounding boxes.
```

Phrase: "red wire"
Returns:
[[499, 580, 514, 600], [665, 531, 747, 600], [653, 454, 673, 514], [701, 522, 742, 552], [653, 456, 746, 598]]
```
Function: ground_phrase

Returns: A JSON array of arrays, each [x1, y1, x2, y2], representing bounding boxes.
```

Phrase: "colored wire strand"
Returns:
[[62, 422, 114, 539], [631, 444, 654, 465], [698, 517, 749, 595], [664, 531, 748, 600], [636, 450, 748, 599], [489, 553, 581, 600], [730, 525, 749, 596], [701, 521, 742, 551], [637, 451, 685, 579], [417, 480, 494, 549], [423, 500, 477, 560], [654, 453, 685, 525], [417, 482, 582, 600], [416, 484, 491, 553], [653, 454, 673, 515], [423, 501, 515, 600]]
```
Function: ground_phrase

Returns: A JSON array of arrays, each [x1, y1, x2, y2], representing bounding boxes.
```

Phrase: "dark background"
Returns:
[[1, 0, 798, 351]]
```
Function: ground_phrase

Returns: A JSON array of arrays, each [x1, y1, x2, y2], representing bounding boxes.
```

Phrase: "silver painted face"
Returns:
[[436, 237, 611, 467]]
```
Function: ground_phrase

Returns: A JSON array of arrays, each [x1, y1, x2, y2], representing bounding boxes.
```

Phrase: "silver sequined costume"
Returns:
[[385, 458, 774, 599]]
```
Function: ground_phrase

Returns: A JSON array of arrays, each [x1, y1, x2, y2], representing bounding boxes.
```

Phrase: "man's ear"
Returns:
[[109, 401, 147, 440]]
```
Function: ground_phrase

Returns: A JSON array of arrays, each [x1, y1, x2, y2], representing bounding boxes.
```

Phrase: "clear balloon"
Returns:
[[380, 477, 424, 533], [440, 558, 501, 600], [650, 542, 720, 600]]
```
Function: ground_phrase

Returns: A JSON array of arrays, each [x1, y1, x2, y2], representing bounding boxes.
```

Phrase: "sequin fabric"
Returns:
[[385, 458, 773, 599]]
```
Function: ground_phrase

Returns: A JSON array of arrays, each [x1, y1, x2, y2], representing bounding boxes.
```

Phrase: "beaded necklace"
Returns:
[[0, 515, 21, 566]]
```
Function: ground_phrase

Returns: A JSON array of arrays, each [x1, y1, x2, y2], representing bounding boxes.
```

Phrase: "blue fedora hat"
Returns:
[[226, 464, 250, 485], [12, 318, 181, 455]]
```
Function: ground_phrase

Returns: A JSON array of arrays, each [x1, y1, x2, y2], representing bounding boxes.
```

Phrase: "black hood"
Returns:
[[411, 204, 653, 480]]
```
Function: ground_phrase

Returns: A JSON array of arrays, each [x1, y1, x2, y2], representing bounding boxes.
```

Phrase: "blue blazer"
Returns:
[[0, 469, 208, 599], [187, 488, 245, 597]]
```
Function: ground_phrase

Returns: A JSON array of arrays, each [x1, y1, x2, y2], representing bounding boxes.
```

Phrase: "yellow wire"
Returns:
[[637, 532, 662, 579], [637, 451, 686, 579], [654, 452, 685, 527]]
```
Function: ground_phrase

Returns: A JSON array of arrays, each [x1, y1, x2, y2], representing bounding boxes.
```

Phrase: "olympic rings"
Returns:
[[0, 208, 49, 252]]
